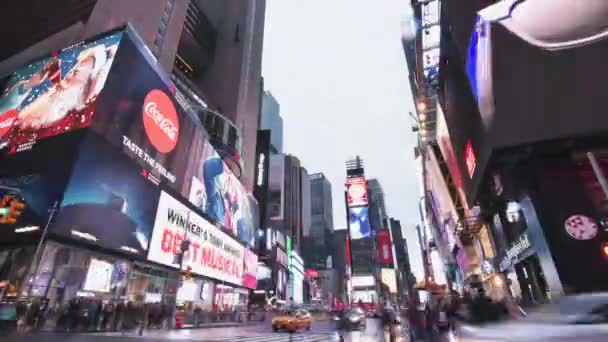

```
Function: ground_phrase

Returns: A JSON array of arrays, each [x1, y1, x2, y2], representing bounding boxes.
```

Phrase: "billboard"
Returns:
[[377, 229, 393, 264], [0, 31, 122, 153], [351, 275, 375, 288], [85, 28, 256, 247], [52, 134, 161, 256], [346, 176, 368, 207], [381, 268, 397, 294], [242, 249, 258, 289], [349, 206, 371, 240], [147, 191, 245, 286]]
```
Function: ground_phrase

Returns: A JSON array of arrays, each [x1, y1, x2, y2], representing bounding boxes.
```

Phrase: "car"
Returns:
[[337, 307, 367, 331], [453, 293, 608, 341], [272, 309, 312, 333]]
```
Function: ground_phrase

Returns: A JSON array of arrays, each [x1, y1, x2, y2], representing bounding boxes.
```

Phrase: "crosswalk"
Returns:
[[207, 332, 338, 342]]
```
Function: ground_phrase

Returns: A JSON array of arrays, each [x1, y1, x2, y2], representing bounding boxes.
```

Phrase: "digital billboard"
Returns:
[[377, 229, 393, 264], [147, 191, 245, 286], [346, 176, 368, 207], [89, 30, 256, 247], [242, 249, 258, 289], [349, 206, 371, 240], [0, 31, 122, 153], [52, 134, 161, 256], [381, 268, 397, 294]]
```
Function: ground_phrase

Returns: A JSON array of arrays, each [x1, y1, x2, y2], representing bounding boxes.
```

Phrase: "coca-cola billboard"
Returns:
[[142, 89, 179, 153]]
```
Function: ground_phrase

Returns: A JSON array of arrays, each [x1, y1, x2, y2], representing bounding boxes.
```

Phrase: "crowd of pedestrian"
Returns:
[[407, 287, 522, 340]]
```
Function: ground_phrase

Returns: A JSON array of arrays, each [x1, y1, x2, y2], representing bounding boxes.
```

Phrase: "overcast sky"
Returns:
[[262, 0, 424, 279]]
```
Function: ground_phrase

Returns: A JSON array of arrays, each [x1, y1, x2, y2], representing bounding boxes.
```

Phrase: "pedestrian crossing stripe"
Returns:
[[209, 332, 336, 342]]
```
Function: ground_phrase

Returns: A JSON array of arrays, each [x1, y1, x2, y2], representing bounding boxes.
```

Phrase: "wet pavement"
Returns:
[[3, 318, 406, 342]]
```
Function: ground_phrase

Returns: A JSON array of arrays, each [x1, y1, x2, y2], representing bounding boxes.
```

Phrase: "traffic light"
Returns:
[[602, 242, 608, 258], [0, 195, 25, 225]]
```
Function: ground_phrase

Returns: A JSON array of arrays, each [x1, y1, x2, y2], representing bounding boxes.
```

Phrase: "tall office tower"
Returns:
[[260, 90, 283, 154], [303, 173, 334, 270]]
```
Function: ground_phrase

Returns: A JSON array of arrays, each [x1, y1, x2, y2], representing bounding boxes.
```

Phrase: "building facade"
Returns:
[[406, 0, 608, 305], [303, 173, 334, 270], [0, 0, 266, 191], [0, 26, 261, 331], [260, 90, 283, 154]]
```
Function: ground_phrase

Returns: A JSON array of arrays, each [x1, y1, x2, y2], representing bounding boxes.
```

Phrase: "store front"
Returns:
[[175, 277, 215, 327]]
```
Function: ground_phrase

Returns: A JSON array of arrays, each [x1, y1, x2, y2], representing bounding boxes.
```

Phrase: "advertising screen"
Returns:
[[242, 249, 258, 289], [349, 206, 371, 240], [346, 177, 368, 207], [90, 31, 256, 247], [147, 191, 245, 286], [83, 258, 113, 293], [381, 268, 397, 294], [52, 134, 161, 256], [0, 31, 122, 153], [377, 229, 393, 264], [351, 275, 375, 288]]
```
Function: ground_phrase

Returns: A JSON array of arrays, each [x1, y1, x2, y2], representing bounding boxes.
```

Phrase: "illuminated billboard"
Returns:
[[377, 229, 393, 264], [147, 191, 245, 286], [346, 176, 368, 207], [52, 134, 160, 256], [381, 268, 397, 294], [349, 206, 371, 240], [0, 31, 122, 153]]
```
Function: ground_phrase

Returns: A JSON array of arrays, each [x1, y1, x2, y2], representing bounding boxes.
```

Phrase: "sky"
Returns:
[[261, 0, 424, 280]]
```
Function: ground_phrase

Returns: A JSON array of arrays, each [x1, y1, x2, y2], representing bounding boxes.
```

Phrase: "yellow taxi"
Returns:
[[271, 309, 312, 333]]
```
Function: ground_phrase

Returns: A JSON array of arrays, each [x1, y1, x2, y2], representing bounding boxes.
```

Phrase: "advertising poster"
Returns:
[[0, 31, 122, 153], [83, 258, 113, 293], [377, 229, 393, 264], [90, 33, 256, 247], [147, 191, 245, 286], [194, 150, 256, 247], [349, 206, 371, 240], [346, 176, 368, 207], [242, 249, 258, 289], [52, 134, 160, 256], [381, 268, 397, 294]]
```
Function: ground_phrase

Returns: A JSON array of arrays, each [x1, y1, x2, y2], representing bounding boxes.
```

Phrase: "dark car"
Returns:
[[338, 307, 367, 330]]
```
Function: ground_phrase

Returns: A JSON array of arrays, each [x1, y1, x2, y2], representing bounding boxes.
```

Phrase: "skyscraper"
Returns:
[[260, 90, 284, 154], [303, 173, 334, 270], [367, 178, 388, 231]]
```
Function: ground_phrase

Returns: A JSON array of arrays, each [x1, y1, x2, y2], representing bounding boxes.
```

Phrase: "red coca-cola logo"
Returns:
[[0, 109, 18, 139], [142, 89, 179, 153]]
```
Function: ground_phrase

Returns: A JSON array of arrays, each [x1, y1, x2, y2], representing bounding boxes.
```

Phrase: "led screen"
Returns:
[[52, 134, 160, 256], [0, 31, 122, 153], [349, 206, 371, 240], [89, 31, 257, 247], [346, 176, 368, 207]]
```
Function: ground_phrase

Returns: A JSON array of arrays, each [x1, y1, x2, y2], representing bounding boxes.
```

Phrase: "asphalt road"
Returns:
[[3, 318, 396, 342]]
